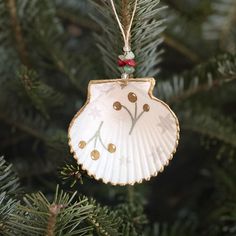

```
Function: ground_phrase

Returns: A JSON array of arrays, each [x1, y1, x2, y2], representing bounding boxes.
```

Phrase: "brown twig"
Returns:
[[46, 204, 64, 236], [4, 0, 30, 67], [121, 0, 131, 34]]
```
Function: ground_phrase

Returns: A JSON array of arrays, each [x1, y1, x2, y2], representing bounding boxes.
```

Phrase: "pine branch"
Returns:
[[117, 195, 148, 236], [80, 197, 121, 236], [158, 53, 236, 103], [0, 110, 68, 154], [46, 204, 64, 236], [121, 0, 131, 35], [0, 157, 20, 235], [89, 0, 120, 77], [0, 156, 20, 194], [27, 0, 88, 98], [60, 164, 84, 187], [165, 5, 212, 60], [181, 108, 236, 149], [203, 0, 236, 52], [56, 2, 200, 64], [163, 33, 201, 63], [207, 160, 236, 235], [132, 0, 167, 77], [18, 66, 65, 119], [0, 192, 18, 235], [7, 187, 93, 236], [90, 0, 166, 77], [4, 0, 30, 66], [2, 0, 89, 97]]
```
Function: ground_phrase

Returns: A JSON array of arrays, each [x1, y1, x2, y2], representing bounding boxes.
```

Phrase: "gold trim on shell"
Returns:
[[68, 78, 180, 186]]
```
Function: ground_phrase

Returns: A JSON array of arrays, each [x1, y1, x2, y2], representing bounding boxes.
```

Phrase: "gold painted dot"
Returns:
[[143, 104, 150, 112], [113, 101, 122, 111], [91, 150, 100, 160], [107, 143, 116, 153], [78, 141, 86, 149], [128, 92, 137, 103]]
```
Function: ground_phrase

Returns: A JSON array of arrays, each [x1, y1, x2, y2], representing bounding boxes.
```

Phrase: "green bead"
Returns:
[[118, 55, 125, 61], [124, 66, 135, 74], [125, 51, 135, 60]]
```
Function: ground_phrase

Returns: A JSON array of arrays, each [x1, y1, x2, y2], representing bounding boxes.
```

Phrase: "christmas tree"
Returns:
[[0, 0, 236, 235]]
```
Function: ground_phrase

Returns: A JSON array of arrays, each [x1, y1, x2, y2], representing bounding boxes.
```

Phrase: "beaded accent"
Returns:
[[118, 50, 136, 79]]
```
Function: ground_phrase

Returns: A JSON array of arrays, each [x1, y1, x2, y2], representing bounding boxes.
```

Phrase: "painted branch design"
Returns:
[[113, 92, 150, 135], [78, 121, 116, 160]]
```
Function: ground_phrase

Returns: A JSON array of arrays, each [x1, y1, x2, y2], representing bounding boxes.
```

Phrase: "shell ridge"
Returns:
[[158, 114, 178, 155], [126, 121, 135, 184], [111, 120, 122, 184], [151, 112, 175, 167], [136, 122, 153, 180], [152, 117, 172, 162], [135, 128, 147, 181], [148, 120, 164, 171], [141, 118, 157, 175], [117, 120, 130, 184]]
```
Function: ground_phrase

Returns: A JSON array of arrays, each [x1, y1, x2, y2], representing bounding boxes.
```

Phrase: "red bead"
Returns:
[[118, 59, 136, 67], [125, 59, 136, 67], [118, 59, 126, 67]]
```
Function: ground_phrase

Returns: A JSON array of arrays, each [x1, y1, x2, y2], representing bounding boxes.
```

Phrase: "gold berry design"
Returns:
[[143, 104, 150, 112], [128, 92, 137, 103], [113, 92, 150, 135], [108, 143, 116, 153], [78, 121, 116, 160], [91, 150, 100, 160], [78, 141, 86, 149], [113, 101, 122, 111]]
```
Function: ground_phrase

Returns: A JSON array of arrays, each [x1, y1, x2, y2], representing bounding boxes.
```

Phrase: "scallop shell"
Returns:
[[68, 78, 180, 185]]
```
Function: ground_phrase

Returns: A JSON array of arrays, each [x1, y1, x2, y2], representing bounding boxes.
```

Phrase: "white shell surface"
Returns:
[[68, 78, 180, 185]]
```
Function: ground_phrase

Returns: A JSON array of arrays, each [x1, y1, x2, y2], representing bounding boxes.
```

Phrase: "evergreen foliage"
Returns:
[[0, 0, 236, 235], [0, 156, 19, 235]]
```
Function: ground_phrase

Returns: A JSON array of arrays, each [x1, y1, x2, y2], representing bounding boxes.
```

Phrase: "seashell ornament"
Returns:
[[68, 0, 180, 185], [68, 78, 180, 185]]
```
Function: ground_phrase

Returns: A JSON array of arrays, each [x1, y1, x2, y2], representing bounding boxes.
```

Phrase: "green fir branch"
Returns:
[[60, 164, 84, 187], [0, 157, 20, 235], [90, 0, 166, 77], [7, 186, 93, 236], [18, 66, 65, 119], [158, 53, 236, 102], [208, 159, 236, 235], [80, 197, 121, 236], [164, 5, 211, 60], [181, 108, 236, 149], [0, 156, 20, 194], [0, 192, 18, 236], [117, 198, 148, 236], [203, 0, 236, 52]]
